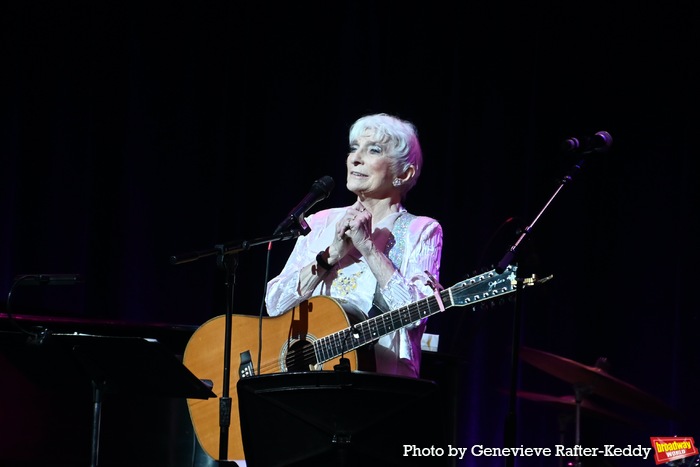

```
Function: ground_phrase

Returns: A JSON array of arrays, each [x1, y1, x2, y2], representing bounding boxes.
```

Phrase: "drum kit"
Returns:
[[517, 346, 684, 466], [519, 346, 679, 419]]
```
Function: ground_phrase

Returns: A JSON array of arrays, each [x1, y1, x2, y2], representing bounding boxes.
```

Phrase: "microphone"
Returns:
[[561, 131, 613, 154], [274, 175, 335, 235]]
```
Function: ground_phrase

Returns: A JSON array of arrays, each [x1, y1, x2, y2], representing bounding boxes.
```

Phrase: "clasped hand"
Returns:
[[330, 200, 373, 261]]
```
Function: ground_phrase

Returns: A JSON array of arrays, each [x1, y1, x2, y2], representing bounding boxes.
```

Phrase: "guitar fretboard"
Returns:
[[312, 265, 519, 365], [313, 290, 452, 365]]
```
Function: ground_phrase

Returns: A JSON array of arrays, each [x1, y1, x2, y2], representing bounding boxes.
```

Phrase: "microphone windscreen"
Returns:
[[313, 175, 335, 197]]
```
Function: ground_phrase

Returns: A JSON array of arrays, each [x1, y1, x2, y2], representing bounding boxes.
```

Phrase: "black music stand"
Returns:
[[51, 333, 216, 467], [237, 371, 448, 467]]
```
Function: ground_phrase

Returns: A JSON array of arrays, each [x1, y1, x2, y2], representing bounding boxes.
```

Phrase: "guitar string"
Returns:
[[245, 298, 436, 376], [279, 273, 515, 370], [243, 273, 513, 376], [279, 292, 445, 371], [239, 276, 505, 374]]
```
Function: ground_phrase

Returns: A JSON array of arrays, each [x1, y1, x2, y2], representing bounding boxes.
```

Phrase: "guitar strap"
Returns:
[[358, 212, 416, 372], [368, 212, 416, 318]]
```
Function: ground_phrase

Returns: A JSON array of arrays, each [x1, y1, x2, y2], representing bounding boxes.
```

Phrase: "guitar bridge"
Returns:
[[239, 350, 255, 378]]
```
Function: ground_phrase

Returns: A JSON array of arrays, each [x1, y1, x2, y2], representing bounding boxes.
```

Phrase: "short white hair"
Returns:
[[349, 113, 423, 193]]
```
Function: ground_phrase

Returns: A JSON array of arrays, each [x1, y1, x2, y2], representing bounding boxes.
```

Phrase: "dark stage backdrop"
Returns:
[[2, 1, 697, 466]]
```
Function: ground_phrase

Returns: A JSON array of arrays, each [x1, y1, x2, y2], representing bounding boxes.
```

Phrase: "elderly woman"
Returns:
[[265, 113, 443, 378]]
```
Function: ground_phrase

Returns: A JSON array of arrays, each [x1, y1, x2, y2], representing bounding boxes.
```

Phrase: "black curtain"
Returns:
[[2, 1, 697, 466]]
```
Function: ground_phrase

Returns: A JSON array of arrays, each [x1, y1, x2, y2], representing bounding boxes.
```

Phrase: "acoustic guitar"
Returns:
[[183, 264, 533, 461]]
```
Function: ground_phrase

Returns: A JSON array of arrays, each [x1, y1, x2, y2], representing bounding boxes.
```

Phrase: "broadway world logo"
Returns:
[[650, 437, 698, 465]]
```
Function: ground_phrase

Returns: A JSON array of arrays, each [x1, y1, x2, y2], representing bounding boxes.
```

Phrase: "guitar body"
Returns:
[[183, 265, 530, 462], [183, 296, 358, 461]]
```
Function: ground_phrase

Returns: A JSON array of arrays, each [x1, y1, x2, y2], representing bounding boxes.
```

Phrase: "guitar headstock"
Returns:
[[449, 265, 543, 308]]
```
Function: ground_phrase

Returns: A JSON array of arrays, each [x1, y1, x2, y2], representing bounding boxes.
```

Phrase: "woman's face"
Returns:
[[346, 129, 395, 199]]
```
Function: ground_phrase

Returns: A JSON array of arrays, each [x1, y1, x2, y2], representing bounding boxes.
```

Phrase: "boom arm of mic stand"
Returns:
[[496, 157, 585, 273], [169, 229, 303, 266], [500, 157, 585, 467]]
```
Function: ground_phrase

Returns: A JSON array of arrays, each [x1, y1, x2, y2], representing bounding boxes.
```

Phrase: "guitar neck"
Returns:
[[313, 265, 519, 365], [313, 290, 450, 365]]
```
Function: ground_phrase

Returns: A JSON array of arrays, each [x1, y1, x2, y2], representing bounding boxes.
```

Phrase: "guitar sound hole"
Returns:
[[286, 340, 316, 371]]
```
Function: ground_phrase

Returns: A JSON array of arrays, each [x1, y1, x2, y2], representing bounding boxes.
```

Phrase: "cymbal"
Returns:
[[516, 390, 634, 425], [520, 346, 679, 419]]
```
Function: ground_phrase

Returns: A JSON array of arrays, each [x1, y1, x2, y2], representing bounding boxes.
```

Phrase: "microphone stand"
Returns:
[[170, 229, 302, 465], [497, 157, 587, 467]]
